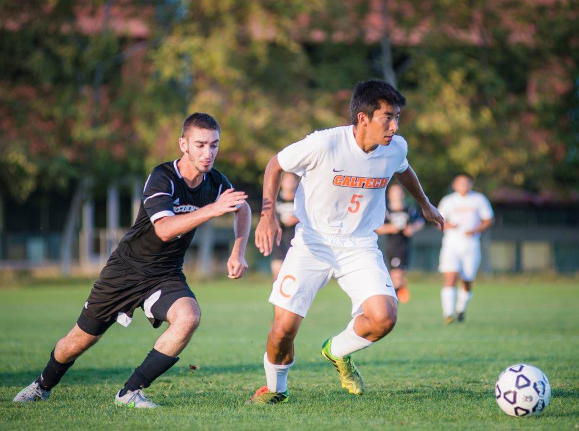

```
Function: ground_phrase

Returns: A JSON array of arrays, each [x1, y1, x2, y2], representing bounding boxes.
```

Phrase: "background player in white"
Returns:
[[438, 173, 494, 323], [249, 80, 444, 404]]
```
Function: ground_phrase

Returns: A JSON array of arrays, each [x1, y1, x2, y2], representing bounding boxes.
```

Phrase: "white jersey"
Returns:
[[277, 125, 409, 247], [438, 191, 494, 245]]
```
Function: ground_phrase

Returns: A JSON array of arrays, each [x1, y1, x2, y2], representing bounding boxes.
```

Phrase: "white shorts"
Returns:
[[269, 242, 396, 318], [438, 240, 481, 282]]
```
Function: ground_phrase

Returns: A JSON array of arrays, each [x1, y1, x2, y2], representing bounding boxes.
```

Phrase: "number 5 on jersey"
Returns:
[[348, 194, 364, 213]]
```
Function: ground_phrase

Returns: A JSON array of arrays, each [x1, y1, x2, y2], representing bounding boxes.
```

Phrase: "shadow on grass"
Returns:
[[1, 354, 503, 389], [0, 362, 265, 388]]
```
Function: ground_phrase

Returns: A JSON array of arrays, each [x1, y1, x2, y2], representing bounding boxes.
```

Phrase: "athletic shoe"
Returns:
[[115, 389, 158, 408], [444, 316, 454, 325], [321, 338, 364, 395], [13, 380, 51, 402], [457, 312, 465, 322], [396, 286, 411, 304], [247, 385, 289, 404]]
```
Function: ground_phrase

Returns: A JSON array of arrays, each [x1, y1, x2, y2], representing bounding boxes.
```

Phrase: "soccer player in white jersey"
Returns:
[[249, 80, 444, 404], [438, 173, 494, 324]]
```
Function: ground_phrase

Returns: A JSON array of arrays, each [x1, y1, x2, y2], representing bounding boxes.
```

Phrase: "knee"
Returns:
[[58, 333, 98, 360], [370, 311, 397, 338], [269, 323, 296, 347], [174, 312, 201, 337]]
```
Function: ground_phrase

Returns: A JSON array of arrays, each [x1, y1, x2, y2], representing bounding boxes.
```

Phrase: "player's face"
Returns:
[[452, 175, 473, 196], [281, 174, 299, 195], [388, 184, 404, 203], [367, 101, 400, 146], [180, 127, 220, 173]]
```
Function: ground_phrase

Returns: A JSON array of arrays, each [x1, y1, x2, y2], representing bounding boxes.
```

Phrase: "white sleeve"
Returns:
[[277, 134, 323, 177], [395, 137, 409, 173], [478, 195, 494, 220], [396, 158, 409, 174], [437, 196, 450, 219]]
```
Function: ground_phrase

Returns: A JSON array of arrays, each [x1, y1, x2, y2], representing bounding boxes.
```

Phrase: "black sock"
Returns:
[[120, 349, 179, 396], [38, 350, 75, 391]]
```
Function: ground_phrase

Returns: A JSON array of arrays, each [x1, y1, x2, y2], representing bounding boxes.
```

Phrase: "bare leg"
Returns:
[[154, 297, 201, 357], [54, 324, 101, 363], [266, 306, 302, 364], [456, 280, 474, 320], [118, 297, 201, 402], [352, 295, 398, 342], [461, 279, 473, 292], [390, 268, 405, 290], [443, 271, 459, 288]]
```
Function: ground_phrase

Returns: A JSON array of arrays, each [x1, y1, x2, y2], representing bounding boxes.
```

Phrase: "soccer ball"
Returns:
[[495, 364, 551, 417]]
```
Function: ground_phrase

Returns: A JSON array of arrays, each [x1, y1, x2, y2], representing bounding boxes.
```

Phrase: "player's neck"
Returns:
[[352, 126, 378, 153], [280, 189, 294, 200], [389, 201, 404, 211], [177, 157, 204, 188]]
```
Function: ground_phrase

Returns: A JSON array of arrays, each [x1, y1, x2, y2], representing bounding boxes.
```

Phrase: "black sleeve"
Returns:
[[409, 206, 424, 223], [143, 167, 175, 222], [220, 172, 233, 190]]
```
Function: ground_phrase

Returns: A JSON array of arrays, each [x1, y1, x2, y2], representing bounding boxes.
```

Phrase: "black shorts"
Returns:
[[385, 244, 409, 270], [78, 254, 196, 336], [271, 227, 295, 261]]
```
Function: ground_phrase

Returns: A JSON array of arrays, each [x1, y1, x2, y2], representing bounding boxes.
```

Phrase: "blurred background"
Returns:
[[0, 0, 577, 278]]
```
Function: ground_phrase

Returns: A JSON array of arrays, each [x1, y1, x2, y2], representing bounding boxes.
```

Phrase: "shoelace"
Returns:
[[136, 390, 153, 402], [342, 357, 357, 374]]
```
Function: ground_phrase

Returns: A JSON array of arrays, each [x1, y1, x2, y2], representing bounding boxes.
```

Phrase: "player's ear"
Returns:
[[178, 137, 188, 153], [357, 111, 368, 127]]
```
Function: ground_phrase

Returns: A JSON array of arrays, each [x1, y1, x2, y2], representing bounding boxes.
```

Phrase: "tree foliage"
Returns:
[[0, 0, 149, 201], [1, 0, 576, 205], [138, 1, 345, 188]]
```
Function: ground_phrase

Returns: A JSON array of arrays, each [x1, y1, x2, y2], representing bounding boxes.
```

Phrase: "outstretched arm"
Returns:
[[153, 188, 248, 242], [395, 166, 444, 231], [466, 218, 494, 236], [255, 155, 284, 256], [227, 201, 251, 279], [375, 223, 401, 236]]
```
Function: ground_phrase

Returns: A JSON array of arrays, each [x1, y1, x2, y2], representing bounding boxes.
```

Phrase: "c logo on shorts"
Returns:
[[279, 275, 296, 298]]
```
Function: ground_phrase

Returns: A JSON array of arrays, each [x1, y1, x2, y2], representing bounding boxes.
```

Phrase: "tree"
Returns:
[[138, 1, 345, 189], [0, 0, 152, 272]]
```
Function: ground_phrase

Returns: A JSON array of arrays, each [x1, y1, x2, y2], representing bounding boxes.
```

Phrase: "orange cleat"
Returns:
[[396, 286, 411, 304]]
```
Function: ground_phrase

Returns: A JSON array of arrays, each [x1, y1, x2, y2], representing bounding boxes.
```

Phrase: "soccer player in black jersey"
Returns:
[[13, 113, 251, 408], [376, 183, 424, 303]]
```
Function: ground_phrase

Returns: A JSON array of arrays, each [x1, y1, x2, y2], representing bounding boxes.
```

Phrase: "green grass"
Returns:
[[1, 276, 578, 430]]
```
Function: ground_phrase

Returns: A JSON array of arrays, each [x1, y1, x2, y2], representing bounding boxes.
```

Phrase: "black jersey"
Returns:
[[272, 194, 296, 260], [384, 205, 423, 250], [114, 160, 232, 277]]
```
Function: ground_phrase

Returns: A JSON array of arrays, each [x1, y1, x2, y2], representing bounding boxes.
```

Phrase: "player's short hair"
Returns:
[[453, 172, 474, 182], [350, 80, 407, 125], [182, 113, 221, 138]]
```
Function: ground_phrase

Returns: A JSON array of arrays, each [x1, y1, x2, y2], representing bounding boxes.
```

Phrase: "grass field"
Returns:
[[1, 275, 578, 430]]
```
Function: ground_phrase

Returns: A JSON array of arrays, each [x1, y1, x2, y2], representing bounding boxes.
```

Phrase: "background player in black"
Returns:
[[270, 173, 299, 281], [14, 113, 251, 408], [376, 183, 424, 303]]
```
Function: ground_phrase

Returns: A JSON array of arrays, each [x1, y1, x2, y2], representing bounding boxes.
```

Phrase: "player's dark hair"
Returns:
[[453, 172, 474, 182], [350, 80, 406, 125], [182, 112, 221, 137]]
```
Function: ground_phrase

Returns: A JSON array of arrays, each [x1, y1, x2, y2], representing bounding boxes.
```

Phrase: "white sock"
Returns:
[[456, 289, 473, 314], [263, 353, 293, 393], [441, 286, 457, 317], [329, 319, 374, 357]]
